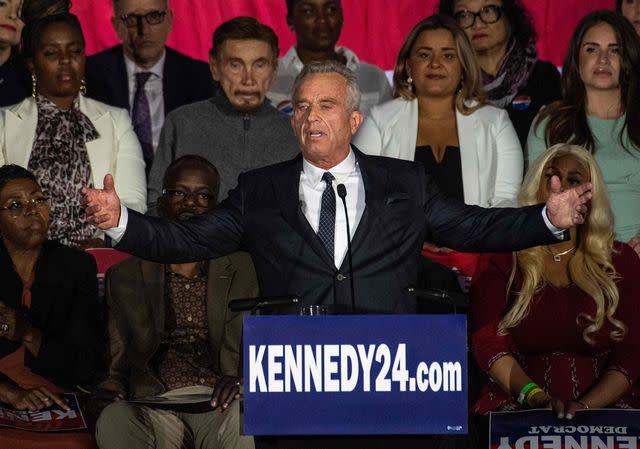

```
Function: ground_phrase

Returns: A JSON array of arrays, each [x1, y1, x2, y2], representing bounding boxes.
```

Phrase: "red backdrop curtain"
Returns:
[[72, 0, 615, 70]]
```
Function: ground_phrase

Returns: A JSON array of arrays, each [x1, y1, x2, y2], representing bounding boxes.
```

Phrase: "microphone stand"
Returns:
[[337, 184, 355, 313]]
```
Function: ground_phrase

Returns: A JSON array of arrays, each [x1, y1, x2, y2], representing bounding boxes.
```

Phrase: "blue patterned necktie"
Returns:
[[318, 172, 336, 261], [132, 72, 153, 170]]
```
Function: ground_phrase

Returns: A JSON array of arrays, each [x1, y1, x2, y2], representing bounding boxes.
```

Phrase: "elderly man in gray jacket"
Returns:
[[147, 17, 299, 210]]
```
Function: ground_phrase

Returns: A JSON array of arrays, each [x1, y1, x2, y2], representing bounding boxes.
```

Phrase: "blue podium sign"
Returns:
[[243, 314, 467, 435]]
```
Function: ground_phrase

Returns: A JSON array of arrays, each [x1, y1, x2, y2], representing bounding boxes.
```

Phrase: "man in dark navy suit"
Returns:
[[82, 59, 592, 449], [85, 0, 212, 168], [82, 59, 591, 315]]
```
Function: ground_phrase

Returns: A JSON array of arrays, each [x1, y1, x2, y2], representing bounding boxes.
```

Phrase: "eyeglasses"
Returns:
[[162, 189, 215, 207], [0, 197, 49, 217], [453, 5, 503, 29], [120, 10, 167, 28]]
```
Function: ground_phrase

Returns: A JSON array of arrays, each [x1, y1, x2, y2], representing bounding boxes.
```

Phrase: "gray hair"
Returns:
[[292, 60, 361, 112]]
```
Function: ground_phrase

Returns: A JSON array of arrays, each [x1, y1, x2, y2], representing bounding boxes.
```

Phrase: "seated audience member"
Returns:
[[95, 155, 257, 449], [354, 14, 522, 213], [527, 10, 640, 254], [267, 0, 391, 115], [85, 0, 212, 170], [0, 12, 146, 248], [0, 0, 28, 107], [0, 165, 102, 449], [617, 0, 640, 35], [471, 145, 640, 443], [438, 0, 561, 147], [147, 16, 298, 209]]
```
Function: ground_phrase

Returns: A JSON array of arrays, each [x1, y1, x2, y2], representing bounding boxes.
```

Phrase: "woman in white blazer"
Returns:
[[0, 13, 146, 248], [354, 15, 522, 210]]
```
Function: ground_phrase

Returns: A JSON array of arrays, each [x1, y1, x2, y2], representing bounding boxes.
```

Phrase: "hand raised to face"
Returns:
[[545, 175, 593, 229]]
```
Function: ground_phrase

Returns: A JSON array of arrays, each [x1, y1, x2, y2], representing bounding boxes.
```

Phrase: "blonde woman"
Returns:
[[354, 14, 522, 212], [471, 144, 640, 419]]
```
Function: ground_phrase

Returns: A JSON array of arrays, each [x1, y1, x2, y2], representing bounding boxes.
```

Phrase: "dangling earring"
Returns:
[[407, 76, 413, 84], [31, 74, 37, 98], [80, 78, 87, 96]]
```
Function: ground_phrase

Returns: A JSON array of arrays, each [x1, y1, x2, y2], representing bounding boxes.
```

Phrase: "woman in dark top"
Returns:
[[0, 0, 29, 106], [438, 0, 562, 147], [0, 164, 101, 447]]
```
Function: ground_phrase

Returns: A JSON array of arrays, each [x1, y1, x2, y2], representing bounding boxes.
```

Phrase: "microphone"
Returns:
[[228, 295, 300, 312], [337, 184, 356, 313], [407, 287, 469, 308]]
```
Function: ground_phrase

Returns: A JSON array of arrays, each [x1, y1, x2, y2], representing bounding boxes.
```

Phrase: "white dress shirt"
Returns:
[[125, 52, 165, 152], [299, 149, 365, 268]]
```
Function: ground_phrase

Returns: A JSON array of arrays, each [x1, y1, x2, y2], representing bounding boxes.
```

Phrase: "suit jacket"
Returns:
[[353, 98, 523, 207], [0, 96, 147, 214], [116, 148, 557, 314], [101, 252, 258, 399], [0, 240, 102, 388], [85, 45, 213, 115]]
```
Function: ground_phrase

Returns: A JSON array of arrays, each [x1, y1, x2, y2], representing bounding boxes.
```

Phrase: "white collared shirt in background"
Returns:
[[124, 51, 166, 152]]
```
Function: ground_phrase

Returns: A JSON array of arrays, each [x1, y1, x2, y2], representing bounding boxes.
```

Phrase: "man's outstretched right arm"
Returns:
[[83, 175, 244, 264]]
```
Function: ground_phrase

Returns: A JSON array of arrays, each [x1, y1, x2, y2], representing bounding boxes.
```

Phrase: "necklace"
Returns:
[[546, 246, 576, 262]]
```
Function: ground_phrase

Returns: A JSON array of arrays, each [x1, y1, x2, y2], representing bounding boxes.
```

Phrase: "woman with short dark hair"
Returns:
[[0, 12, 146, 249], [0, 164, 102, 448], [438, 0, 561, 146]]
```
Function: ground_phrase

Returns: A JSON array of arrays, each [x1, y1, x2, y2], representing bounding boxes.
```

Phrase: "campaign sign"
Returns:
[[490, 408, 640, 448], [0, 393, 87, 432], [243, 314, 467, 435]]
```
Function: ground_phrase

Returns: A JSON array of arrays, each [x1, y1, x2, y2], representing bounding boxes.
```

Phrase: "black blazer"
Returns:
[[0, 240, 102, 388], [116, 148, 557, 313], [85, 45, 213, 114]]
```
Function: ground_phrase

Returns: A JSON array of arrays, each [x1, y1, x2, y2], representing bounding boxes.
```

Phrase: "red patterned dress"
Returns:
[[471, 242, 640, 414]]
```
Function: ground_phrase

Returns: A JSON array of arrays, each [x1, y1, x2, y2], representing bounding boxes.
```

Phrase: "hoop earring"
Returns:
[[31, 74, 37, 98], [80, 78, 87, 96]]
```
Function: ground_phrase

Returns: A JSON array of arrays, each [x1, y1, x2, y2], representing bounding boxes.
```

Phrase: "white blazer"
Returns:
[[0, 96, 147, 214], [353, 97, 523, 207]]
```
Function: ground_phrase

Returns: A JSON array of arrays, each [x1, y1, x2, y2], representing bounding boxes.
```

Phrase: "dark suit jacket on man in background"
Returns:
[[99, 251, 258, 399], [85, 45, 213, 116], [115, 147, 559, 315]]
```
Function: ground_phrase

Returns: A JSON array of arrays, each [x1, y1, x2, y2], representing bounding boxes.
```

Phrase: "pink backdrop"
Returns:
[[71, 0, 615, 70]]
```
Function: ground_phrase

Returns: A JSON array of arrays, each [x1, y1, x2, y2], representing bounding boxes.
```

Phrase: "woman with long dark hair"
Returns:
[[438, 0, 561, 147], [527, 10, 640, 255]]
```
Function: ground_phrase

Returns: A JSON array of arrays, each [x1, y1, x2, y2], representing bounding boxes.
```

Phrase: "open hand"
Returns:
[[545, 176, 592, 229], [81, 174, 121, 229], [210, 376, 241, 410]]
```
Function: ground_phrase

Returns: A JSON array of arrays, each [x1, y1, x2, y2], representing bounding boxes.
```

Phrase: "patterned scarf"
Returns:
[[28, 95, 100, 247], [482, 39, 539, 109]]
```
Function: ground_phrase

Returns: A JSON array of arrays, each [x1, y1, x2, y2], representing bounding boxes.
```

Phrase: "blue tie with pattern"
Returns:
[[318, 172, 336, 261], [132, 72, 153, 170]]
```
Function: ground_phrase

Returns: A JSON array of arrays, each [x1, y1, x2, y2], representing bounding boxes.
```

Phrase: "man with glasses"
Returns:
[[95, 155, 257, 449], [85, 0, 212, 171]]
